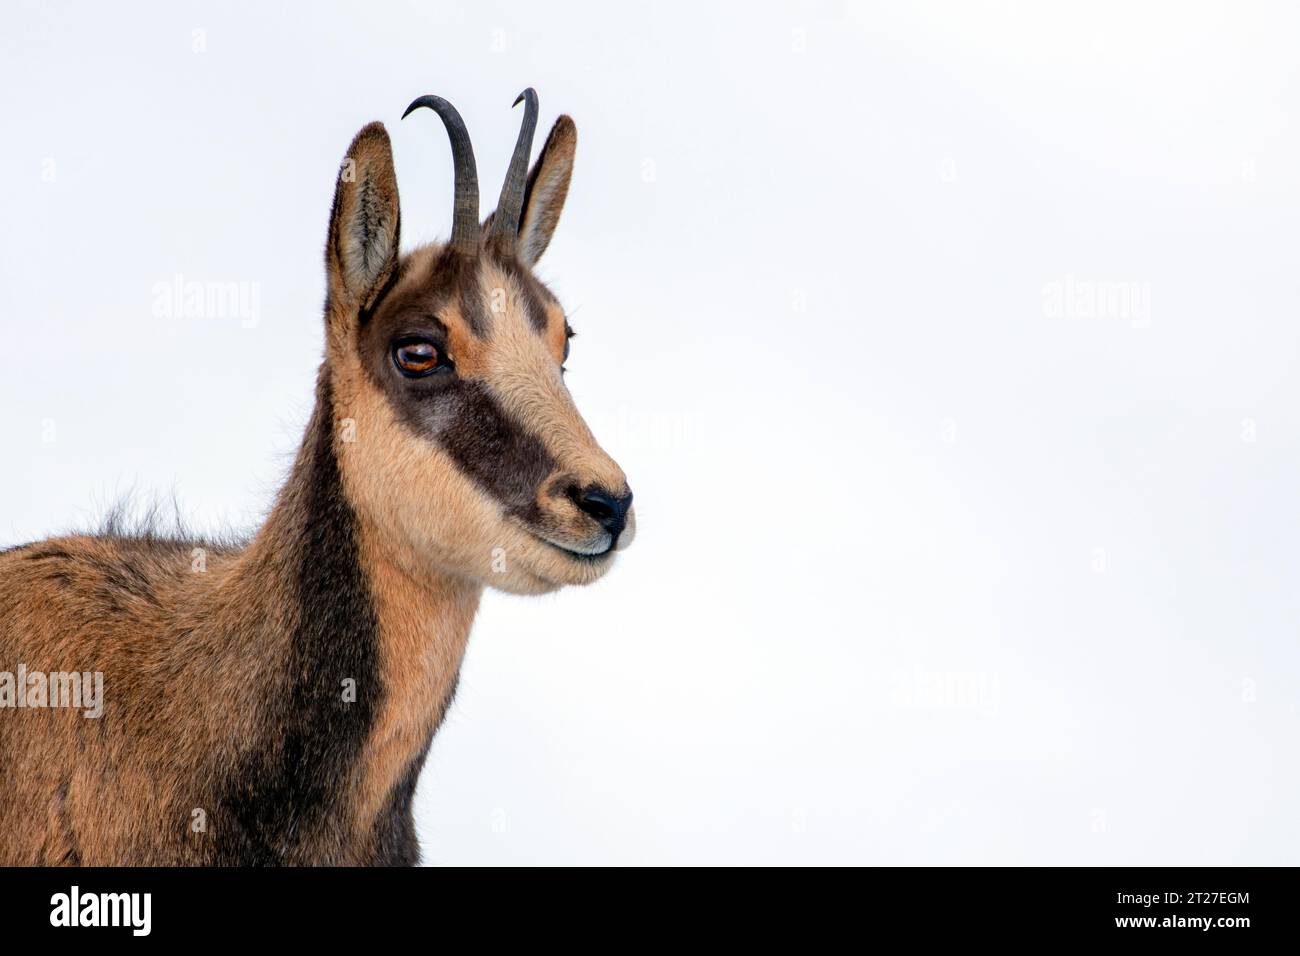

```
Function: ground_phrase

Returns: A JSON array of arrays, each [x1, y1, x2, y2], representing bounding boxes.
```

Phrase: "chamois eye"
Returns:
[[393, 340, 449, 377]]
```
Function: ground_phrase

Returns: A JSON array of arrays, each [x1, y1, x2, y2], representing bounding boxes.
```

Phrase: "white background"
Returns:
[[2, 1, 1298, 864]]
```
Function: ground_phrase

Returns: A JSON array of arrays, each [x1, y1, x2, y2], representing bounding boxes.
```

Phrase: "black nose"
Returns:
[[571, 486, 634, 541]]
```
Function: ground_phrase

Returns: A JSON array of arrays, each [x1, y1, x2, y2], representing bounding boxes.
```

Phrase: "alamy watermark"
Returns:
[[890, 668, 999, 712], [0, 665, 103, 718], [1043, 275, 1151, 328], [151, 273, 261, 328], [50, 886, 150, 936]]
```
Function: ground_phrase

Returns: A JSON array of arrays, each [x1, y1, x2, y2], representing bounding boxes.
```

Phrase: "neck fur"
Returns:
[[210, 367, 480, 864]]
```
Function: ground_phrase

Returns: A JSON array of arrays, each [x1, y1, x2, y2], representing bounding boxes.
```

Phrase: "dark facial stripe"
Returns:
[[429, 248, 489, 337], [434, 379, 556, 516], [355, 248, 569, 524], [497, 257, 552, 333], [458, 280, 492, 339]]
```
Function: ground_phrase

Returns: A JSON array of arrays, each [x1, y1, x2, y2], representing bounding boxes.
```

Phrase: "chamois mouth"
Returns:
[[532, 531, 615, 561]]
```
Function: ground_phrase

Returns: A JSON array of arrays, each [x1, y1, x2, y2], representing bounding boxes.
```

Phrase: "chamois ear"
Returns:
[[515, 115, 576, 267], [326, 122, 401, 314]]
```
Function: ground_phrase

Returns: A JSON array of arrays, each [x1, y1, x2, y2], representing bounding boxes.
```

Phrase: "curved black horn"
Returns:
[[489, 88, 539, 247], [402, 94, 480, 255]]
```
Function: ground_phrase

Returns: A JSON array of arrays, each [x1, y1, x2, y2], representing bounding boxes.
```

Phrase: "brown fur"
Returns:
[[0, 103, 633, 865]]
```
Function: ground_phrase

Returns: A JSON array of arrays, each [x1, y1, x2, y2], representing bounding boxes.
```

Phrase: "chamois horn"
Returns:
[[489, 88, 539, 247], [402, 94, 480, 255]]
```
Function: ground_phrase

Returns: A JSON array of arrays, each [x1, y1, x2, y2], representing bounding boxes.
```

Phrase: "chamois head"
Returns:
[[321, 91, 633, 594]]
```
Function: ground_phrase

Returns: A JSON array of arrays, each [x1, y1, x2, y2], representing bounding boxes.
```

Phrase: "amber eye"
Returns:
[[393, 340, 448, 378]]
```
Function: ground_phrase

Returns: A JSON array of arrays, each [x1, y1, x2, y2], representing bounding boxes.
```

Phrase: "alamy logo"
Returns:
[[0, 665, 103, 718], [151, 273, 261, 328], [50, 886, 151, 936], [1042, 274, 1151, 328]]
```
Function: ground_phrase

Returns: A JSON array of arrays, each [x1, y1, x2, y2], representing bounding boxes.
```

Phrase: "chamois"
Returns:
[[0, 90, 635, 865]]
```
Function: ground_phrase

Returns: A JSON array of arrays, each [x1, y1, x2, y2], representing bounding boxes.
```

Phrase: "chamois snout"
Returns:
[[569, 486, 635, 549], [520, 444, 636, 563], [334, 91, 636, 595]]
